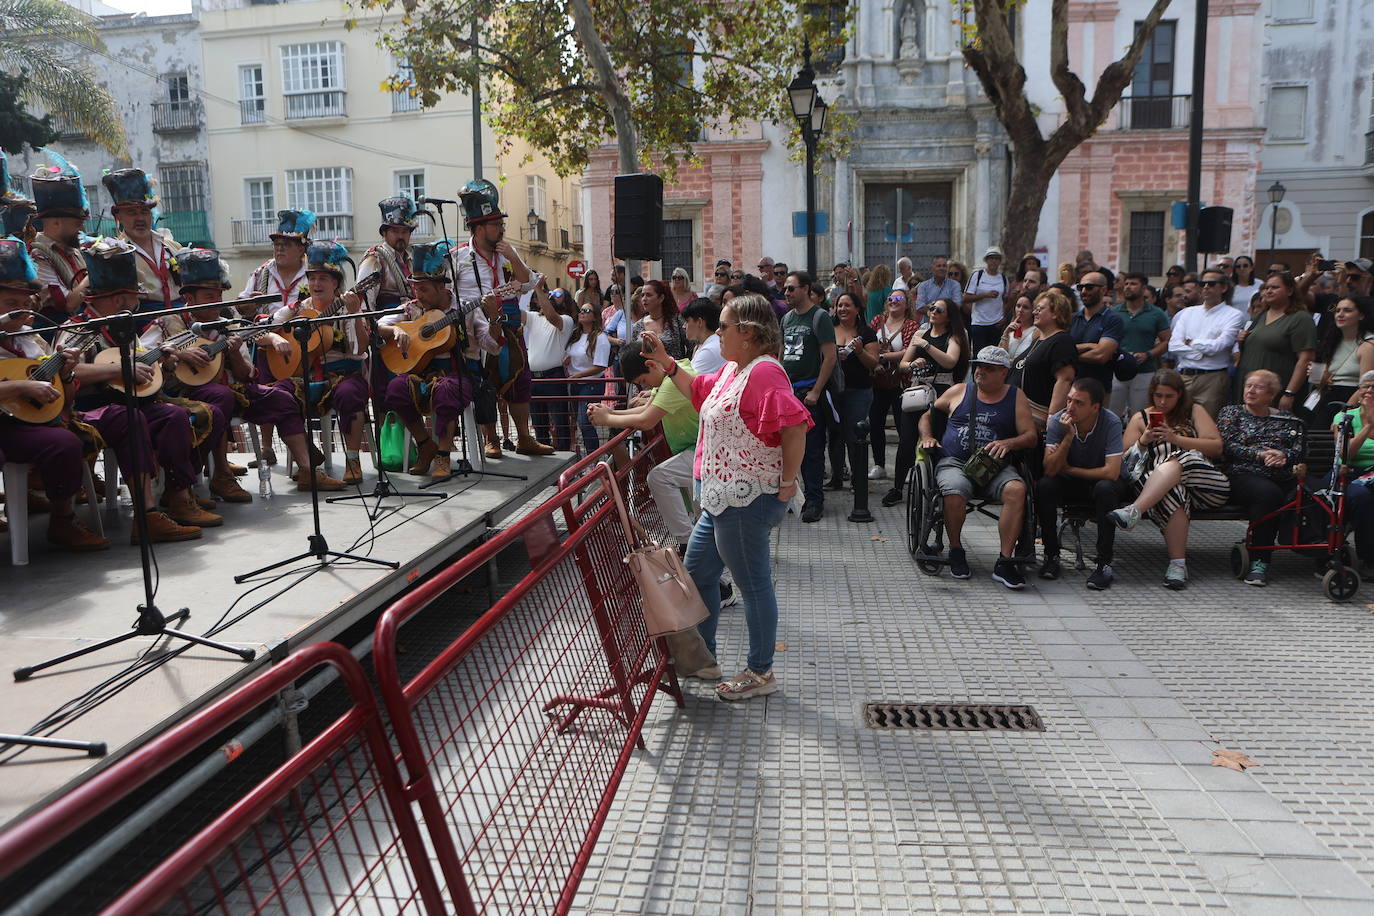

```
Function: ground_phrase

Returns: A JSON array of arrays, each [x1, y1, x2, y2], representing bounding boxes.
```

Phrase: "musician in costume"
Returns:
[[450, 179, 553, 458], [55, 238, 214, 542], [106, 168, 182, 314], [28, 151, 89, 330], [0, 150, 36, 245], [0, 237, 109, 551], [240, 209, 314, 465], [265, 240, 364, 488], [359, 196, 417, 417], [377, 239, 502, 479]]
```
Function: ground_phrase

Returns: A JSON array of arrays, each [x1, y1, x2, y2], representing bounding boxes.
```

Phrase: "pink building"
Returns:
[[1027, 1, 1265, 282], [582, 127, 770, 286]]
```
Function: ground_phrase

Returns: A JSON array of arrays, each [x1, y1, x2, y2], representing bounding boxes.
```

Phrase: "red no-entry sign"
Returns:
[[567, 260, 587, 279]]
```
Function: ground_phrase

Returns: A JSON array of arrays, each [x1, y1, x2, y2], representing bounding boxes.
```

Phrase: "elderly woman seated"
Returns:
[[1109, 369, 1230, 590], [1216, 370, 1304, 586]]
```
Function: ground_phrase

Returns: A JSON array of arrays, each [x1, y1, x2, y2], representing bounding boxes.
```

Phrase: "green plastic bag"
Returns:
[[378, 411, 418, 471]]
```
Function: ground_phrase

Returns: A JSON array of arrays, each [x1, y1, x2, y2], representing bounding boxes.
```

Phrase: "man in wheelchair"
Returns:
[[918, 346, 1038, 588]]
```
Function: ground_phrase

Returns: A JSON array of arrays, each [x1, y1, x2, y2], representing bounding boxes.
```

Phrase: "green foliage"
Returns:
[[0, 0, 127, 156], [354, 0, 851, 179], [0, 70, 59, 153]]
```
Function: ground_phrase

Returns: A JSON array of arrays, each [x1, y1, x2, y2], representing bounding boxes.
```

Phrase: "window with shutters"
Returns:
[[1268, 86, 1307, 140], [239, 64, 265, 123], [661, 219, 694, 281], [159, 163, 206, 213], [1127, 211, 1166, 278]]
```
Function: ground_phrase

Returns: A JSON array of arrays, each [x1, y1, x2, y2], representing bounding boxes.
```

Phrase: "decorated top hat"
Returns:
[[82, 237, 143, 298], [304, 240, 349, 279], [0, 200, 35, 238], [410, 240, 453, 282], [172, 248, 231, 293], [0, 236, 40, 293], [102, 168, 157, 210], [31, 171, 88, 220], [458, 179, 506, 227], [378, 196, 420, 234], [270, 209, 316, 243]]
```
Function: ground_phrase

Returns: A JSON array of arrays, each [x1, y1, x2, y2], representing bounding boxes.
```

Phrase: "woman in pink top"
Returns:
[[641, 294, 811, 701]]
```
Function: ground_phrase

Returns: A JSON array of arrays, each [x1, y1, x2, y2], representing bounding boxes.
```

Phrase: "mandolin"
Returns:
[[263, 272, 382, 381], [0, 333, 100, 424], [173, 324, 279, 387], [379, 297, 488, 375], [93, 329, 196, 398]]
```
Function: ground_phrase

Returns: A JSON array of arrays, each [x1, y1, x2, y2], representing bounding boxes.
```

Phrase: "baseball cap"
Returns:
[[983, 246, 1004, 259], [969, 345, 1011, 369], [1345, 257, 1373, 275]]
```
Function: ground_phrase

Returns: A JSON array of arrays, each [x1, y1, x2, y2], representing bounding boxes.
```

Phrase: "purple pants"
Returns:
[[0, 419, 84, 500], [188, 382, 305, 438], [190, 400, 228, 476], [325, 372, 369, 432], [383, 371, 474, 434], [84, 401, 198, 491]]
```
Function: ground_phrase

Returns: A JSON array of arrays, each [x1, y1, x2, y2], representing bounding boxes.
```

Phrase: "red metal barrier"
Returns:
[[525, 375, 627, 455], [0, 642, 446, 915], [373, 462, 682, 916]]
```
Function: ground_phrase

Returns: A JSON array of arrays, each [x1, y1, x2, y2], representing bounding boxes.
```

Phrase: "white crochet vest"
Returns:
[[697, 356, 785, 516]]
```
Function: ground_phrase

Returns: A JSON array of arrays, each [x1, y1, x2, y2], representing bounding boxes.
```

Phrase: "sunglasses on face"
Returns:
[[929, 307, 945, 315], [1201, 280, 1224, 287], [731, 272, 745, 279], [773, 268, 787, 276], [578, 307, 594, 314], [1076, 283, 1102, 291], [783, 284, 800, 292]]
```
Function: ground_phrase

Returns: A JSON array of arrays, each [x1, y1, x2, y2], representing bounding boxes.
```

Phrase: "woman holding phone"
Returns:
[[1110, 369, 1229, 590]]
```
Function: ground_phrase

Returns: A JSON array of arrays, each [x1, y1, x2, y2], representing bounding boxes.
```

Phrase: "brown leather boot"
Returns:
[[343, 457, 363, 485], [210, 472, 253, 504], [484, 439, 504, 459], [430, 454, 451, 479], [516, 436, 556, 456], [47, 513, 110, 551], [408, 437, 439, 475], [165, 489, 224, 528], [132, 510, 202, 543], [161, 491, 216, 511], [227, 460, 248, 477], [295, 468, 346, 492]]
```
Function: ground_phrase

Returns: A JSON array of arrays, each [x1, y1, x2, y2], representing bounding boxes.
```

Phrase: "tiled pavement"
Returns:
[[574, 485, 1374, 914]]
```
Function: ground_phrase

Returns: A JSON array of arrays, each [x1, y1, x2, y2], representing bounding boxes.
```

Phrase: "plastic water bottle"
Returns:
[[258, 462, 272, 499]]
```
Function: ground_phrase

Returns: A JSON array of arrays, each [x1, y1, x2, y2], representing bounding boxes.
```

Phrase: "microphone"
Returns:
[[190, 318, 245, 335], [421, 197, 457, 206], [0, 308, 36, 322]]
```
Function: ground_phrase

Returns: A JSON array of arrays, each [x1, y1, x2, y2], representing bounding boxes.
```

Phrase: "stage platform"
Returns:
[[0, 448, 575, 830]]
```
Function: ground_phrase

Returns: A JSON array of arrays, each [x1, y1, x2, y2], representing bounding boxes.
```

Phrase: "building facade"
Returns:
[[1255, 0, 1374, 265], [17, 9, 213, 248], [197, 0, 580, 289], [1024, 0, 1266, 282]]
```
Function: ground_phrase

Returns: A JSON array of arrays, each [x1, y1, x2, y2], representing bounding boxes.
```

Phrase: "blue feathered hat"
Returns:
[[270, 209, 316, 243], [409, 239, 453, 282], [82, 237, 143, 298], [378, 196, 419, 233], [0, 236, 40, 293], [0, 151, 36, 237], [102, 168, 157, 209], [459, 179, 505, 227], [305, 240, 349, 279], [30, 149, 88, 220], [172, 248, 232, 292]]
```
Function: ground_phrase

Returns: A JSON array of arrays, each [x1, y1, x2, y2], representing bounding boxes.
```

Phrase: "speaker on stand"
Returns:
[[613, 174, 664, 262], [1196, 206, 1234, 259]]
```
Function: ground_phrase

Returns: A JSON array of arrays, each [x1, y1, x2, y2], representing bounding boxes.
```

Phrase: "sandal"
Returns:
[[716, 668, 778, 702]]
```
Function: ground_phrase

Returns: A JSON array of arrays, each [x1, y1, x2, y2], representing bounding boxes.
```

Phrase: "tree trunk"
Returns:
[[1002, 139, 1075, 264]]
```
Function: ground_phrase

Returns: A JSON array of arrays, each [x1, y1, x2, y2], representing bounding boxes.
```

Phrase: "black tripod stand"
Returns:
[[235, 311, 401, 582], [14, 311, 256, 690], [328, 313, 449, 518]]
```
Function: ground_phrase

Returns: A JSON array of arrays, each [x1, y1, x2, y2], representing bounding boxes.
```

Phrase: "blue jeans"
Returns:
[[799, 388, 828, 505], [531, 367, 572, 450], [570, 380, 602, 452], [687, 490, 789, 674], [1347, 478, 1374, 564]]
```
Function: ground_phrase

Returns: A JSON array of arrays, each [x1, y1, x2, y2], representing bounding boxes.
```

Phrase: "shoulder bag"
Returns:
[[606, 471, 710, 637]]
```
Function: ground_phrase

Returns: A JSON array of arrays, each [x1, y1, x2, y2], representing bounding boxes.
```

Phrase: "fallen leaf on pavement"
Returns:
[[870, 536, 888, 542], [775, 641, 788, 652], [1212, 748, 1261, 771]]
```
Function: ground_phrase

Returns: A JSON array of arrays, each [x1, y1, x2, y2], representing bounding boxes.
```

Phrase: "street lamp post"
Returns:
[[788, 44, 828, 279], [1267, 181, 1286, 261]]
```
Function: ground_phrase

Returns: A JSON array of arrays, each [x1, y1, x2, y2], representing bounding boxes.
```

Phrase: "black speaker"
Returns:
[[613, 173, 663, 261], [1197, 206, 1233, 254]]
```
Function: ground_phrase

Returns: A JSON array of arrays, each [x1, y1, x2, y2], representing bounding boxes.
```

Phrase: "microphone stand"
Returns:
[[234, 308, 402, 582], [327, 311, 448, 518], [420, 199, 526, 488], [13, 311, 255, 697]]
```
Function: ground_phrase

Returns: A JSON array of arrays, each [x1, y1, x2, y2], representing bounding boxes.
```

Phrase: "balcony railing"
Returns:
[[571, 223, 583, 246], [1116, 94, 1191, 130], [50, 115, 86, 140], [231, 214, 354, 245], [240, 99, 266, 124], [285, 90, 346, 120], [391, 90, 421, 114], [152, 100, 201, 133]]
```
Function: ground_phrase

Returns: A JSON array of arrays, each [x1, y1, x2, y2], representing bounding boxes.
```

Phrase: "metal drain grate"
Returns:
[[864, 703, 1045, 731]]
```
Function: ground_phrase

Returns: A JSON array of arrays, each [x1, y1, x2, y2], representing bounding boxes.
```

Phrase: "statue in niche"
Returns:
[[898, 0, 921, 60]]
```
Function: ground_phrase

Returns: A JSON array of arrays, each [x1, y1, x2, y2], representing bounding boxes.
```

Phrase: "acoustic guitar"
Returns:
[[263, 273, 382, 381], [378, 298, 489, 375], [93, 329, 196, 398], [174, 324, 278, 387], [0, 333, 100, 424]]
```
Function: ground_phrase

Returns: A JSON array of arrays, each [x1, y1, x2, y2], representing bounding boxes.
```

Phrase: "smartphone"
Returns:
[[1148, 410, 1165, 428], [1317, 259, 1336, 272]]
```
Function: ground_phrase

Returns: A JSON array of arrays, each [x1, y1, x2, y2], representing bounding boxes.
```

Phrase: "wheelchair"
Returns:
[[906, 443, 1039, 576]]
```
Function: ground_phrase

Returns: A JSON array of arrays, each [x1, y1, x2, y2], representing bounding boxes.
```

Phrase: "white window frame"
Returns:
[[244, 176, 276, 223], [286, 167, 352, 216], [280, 41, 345, 94], [394, 169, 425, 201], [526, 174, 547, 219], [391, 55, 421, 113], [1270, 0, 1315, 22], [1267, 85, 1308, 141], [238, 63, 266, 124]]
